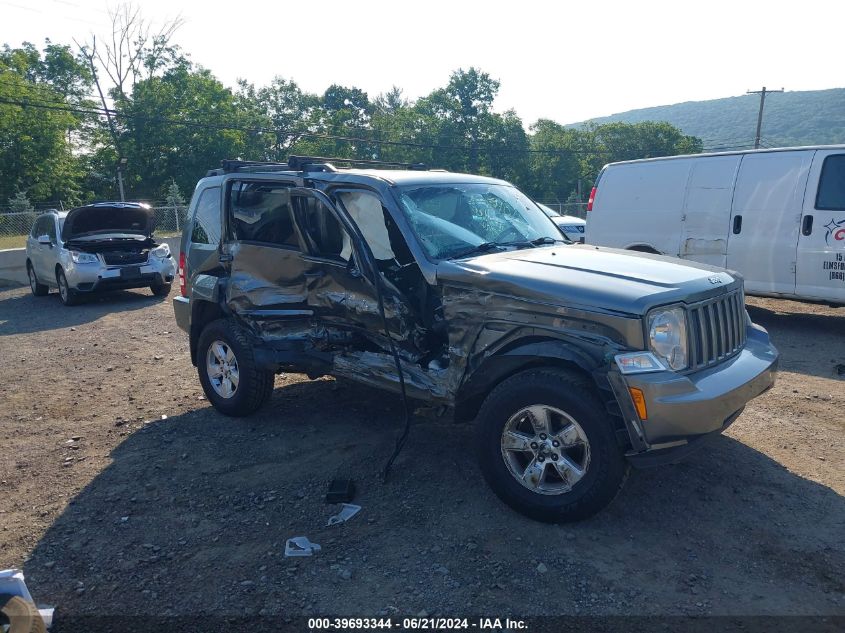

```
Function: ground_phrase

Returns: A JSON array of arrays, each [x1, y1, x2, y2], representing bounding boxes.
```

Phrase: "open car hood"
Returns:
[[61, 203, 155, 241]]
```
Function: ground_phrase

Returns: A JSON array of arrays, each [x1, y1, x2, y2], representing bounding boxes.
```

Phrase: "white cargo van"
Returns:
[[586, 145, 845, 305]]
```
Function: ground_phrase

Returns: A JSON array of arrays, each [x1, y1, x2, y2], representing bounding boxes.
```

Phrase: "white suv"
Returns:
[[25, 203, 176, 306]]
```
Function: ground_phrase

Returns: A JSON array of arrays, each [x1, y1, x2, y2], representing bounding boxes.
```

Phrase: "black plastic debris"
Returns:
[[836, 364, 845, 377], [325, 479, 355, 504]]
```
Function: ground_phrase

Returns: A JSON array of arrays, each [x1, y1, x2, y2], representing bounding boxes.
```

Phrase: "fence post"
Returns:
[[174, 205, 180, 232]]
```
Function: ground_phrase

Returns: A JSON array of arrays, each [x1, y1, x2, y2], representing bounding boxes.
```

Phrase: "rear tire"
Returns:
[[56, 268, 81, 306], [150, 281, 172, 297], [476, 367, 629, 523], [197, 319, 274, 417], [27, 262, 49, 296]]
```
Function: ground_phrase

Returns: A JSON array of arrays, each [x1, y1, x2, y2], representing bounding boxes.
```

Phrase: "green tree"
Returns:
[[0, 41, 92, 205], [115, 63, 252, 199], [8, 190, 34, 213]]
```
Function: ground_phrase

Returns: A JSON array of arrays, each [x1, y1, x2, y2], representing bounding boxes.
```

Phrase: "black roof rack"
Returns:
[[287, 155, 427, 171], [206, 156, 428, 177], [209, 159, 292, 176]]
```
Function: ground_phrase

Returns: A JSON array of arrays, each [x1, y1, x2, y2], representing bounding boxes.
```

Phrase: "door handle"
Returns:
[[732, 215, 743, 234], [802, 215, 814, 236]]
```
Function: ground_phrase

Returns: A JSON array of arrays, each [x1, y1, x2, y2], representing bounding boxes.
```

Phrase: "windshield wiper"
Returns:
[[446, 242, 505, 260], [530, 236, 568, 245]]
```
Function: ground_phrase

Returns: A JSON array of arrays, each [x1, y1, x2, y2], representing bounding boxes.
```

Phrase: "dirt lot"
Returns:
[[1, 284, 843, 628]]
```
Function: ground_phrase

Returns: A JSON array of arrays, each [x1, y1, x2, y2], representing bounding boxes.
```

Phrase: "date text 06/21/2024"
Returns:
[[307, 617, 529, 630]]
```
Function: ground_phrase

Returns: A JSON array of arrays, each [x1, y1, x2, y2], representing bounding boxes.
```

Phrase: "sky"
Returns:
[[2, 0, 843, 125]]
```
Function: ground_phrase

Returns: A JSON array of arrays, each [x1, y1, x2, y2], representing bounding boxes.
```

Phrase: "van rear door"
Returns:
[[679, 155, 741, 267], [796, 150, 845, 303], [586, 159, 688, 254], [726, 150, 813, 296]]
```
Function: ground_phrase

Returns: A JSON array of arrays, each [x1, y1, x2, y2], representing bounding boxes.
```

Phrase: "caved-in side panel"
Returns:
[[440, 285, 641, 397], [226, 243, 309, 313]]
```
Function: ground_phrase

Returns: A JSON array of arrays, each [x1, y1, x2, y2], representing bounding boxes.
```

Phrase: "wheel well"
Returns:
[[189, 300, 226, 366], [454, 356, 594, 423], [627, 245, 660, 254]]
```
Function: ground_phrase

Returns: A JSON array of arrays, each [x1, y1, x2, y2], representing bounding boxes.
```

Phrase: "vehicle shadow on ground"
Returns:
[[0, 287, 167, 336], [22, 378, 845, 626], [746, 303, 845, 380]]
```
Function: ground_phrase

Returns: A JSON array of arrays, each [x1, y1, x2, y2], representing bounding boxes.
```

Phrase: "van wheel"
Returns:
[[27, 262, 49, 296], [197, 319, 274, 417], [475, 368, 629, 523], [56, 268, 81, 306], [627, 245, 661, 255], [150, 281, 172, 297]]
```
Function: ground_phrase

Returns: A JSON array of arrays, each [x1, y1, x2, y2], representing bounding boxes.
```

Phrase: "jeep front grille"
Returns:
[[687, 290, 746, 370]]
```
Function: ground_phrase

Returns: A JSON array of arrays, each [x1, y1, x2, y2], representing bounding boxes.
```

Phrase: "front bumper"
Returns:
[[65, 257, 176, 292], [609, 327, 779, 466]]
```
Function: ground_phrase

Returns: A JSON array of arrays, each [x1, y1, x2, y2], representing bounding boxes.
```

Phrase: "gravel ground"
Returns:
[[0, 285, 843, 628]]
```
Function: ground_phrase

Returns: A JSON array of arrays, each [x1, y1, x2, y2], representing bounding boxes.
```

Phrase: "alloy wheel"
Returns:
[[500, 405, 591, 495], [206, 340, 240, 399]]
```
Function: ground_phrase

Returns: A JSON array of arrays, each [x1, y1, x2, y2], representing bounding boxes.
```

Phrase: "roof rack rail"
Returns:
[[204, 160, 292, 176], [287, 155, 427, 171]]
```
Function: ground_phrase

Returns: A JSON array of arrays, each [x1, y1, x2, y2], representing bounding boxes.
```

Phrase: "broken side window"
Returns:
[[230, 182, 299, 248]]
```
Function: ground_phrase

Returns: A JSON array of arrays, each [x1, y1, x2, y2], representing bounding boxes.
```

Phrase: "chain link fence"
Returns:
[[0, 206, 189, 249]]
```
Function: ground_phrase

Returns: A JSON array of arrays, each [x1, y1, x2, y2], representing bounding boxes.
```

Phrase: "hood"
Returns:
[[61, 203, 155, 241], [436, 244, 740, 315]]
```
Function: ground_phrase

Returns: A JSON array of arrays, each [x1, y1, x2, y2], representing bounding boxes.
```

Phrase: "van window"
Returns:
[[191, 187, 221, 245], [816, 155, 845, 211], [229, 182, 298, 248]]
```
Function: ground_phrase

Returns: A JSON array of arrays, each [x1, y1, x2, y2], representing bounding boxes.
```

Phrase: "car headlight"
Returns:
[[150, 243, 171, 258], [647, 306, 688, 371], [70, 251, 99, 264]]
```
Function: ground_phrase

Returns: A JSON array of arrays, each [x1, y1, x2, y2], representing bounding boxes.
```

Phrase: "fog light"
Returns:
[[629, 387, 648, 420]]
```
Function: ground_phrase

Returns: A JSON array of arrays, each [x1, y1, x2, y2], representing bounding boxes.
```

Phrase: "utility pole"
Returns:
[[747, 86, 784, 149]]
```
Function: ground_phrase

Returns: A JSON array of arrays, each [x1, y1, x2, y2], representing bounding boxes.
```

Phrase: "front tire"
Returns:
[[56, 268, 81, 306], [476, 367, 629, 523], [197, 319, 274, 417], [27, 262, 49, 296]]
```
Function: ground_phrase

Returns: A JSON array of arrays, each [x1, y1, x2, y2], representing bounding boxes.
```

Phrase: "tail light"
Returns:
[[178, 251, 187, 297], [586, 186, 597, 212]]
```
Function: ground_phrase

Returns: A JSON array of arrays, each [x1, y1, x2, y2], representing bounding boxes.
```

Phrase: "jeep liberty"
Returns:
[[173, 157, 779, 522]]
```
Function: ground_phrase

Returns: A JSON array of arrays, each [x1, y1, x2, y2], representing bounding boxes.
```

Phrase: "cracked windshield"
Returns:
[[397, 183, 561, 259]]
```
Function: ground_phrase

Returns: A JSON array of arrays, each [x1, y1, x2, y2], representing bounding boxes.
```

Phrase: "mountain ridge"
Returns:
[[566, 88, 845, 149]]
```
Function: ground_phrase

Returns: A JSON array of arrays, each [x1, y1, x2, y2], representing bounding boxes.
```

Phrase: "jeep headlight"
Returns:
[[70, 251, 99, 264], [150, 243, 171, 258], [648, 306, 688, 371]]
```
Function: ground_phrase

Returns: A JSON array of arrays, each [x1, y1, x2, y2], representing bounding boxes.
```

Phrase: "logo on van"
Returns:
[[824, 218, 845, 246]]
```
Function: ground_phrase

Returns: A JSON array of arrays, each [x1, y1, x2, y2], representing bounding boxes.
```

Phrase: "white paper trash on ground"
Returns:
[[284, 537, 321, 557], [0, 568, 55, 628]]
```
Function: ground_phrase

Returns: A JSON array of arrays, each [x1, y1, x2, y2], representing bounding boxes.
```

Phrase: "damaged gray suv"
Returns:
[[173, 157, 779, 522]]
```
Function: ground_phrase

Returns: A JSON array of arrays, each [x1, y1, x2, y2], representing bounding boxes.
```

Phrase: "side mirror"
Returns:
[[37, 235, 52, 246]]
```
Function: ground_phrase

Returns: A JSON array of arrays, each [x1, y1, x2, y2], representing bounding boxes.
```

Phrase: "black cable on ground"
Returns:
[[369, 265, 412, 483]]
